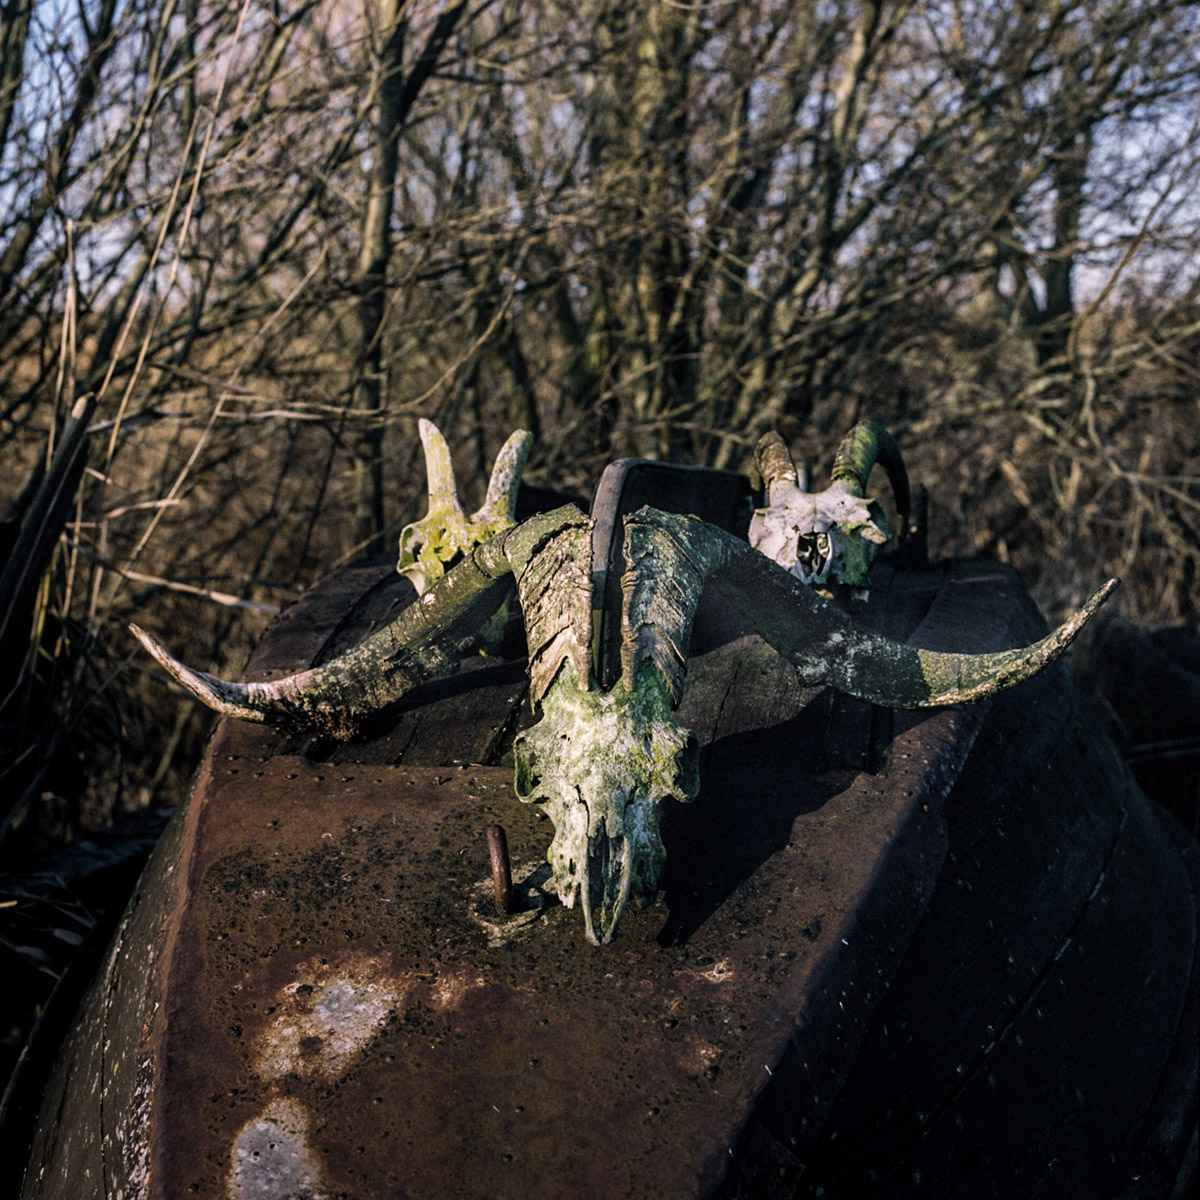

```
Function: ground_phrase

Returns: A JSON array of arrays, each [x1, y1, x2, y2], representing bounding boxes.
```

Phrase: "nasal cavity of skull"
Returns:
[[574, 783, 591, 833], [590, 825, 619, 880], [410, 536, 463, 573], [426, 541, 465, 574], [799, 531, 831, 569]]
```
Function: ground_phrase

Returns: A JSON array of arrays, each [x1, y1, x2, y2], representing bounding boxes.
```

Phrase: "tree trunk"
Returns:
[[1036, 129, 1091, 366], [351, 0, 469, 555]]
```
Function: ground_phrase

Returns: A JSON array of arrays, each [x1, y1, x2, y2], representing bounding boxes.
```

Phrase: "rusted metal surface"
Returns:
[[64, 725, 959, 1198], [20, 548, 1200, 1198]]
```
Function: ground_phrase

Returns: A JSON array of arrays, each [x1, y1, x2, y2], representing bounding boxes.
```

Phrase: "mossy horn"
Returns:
[[830, 421, 911, 530], [621, 508, 1117, 710], [130, 508, 579, 736]]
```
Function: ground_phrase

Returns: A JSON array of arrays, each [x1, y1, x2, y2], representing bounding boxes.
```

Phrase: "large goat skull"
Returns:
[[504, 511, 703, 942], [132, 425, 1117, 944], [514, 661, 698, 944]]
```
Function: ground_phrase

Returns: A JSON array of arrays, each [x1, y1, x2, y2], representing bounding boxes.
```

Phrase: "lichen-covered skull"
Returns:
[[397, 419, 532, 594], [513, 662, 698, 944]]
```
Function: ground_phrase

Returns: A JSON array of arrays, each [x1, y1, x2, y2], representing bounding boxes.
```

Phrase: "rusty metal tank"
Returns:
[[17, 462, 1200, 1199]]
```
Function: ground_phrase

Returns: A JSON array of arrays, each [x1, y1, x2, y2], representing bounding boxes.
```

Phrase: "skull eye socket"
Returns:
[[514, 739, 541, 800], [796, 532, 825, 571], [795, 530, 835, 578]]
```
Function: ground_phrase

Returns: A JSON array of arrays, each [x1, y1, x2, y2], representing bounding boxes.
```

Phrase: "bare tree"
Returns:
[[1, 0, 1199, 850]]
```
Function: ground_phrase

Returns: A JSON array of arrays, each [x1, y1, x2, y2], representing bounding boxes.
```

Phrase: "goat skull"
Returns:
[[514, 662, 698, 944], [750, 423, 909, 588], [397, 419, 532, 594]]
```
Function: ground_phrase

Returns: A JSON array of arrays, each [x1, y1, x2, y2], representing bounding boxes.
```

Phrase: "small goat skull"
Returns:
[[750, 423, 909, 588], [397, 419, 532, 594]]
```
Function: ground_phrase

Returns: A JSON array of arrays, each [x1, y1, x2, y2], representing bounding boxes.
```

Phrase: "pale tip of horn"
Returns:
[[1064, 577, 1120, 639], [1015, 573, 1121, 672], [480, 428, 534, 516], [918, 575, 1121, 707], [416, 418, 458, 501], [129, 623, 268, 723]]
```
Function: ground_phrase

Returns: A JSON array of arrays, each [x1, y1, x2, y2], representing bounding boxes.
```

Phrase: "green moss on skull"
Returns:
[[513, 662, 697, 939]]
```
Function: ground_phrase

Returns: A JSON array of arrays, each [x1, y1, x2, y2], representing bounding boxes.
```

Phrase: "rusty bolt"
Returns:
[[486, 824, 515, 916]]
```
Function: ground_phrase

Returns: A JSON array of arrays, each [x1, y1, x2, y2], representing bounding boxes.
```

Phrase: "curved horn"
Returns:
[[131, 508, 584, 736], [511, 511, 594, 702], [620, 510, 708, 702], [623, 508, 1117, 710], [830, 421, 911, 532], [755, 432, 801, 503], [478, 429, 534, 527], [823, 579, 1117, 706]]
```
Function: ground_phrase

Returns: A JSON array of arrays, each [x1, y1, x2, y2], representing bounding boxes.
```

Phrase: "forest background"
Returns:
[[1, 0, 1199, 1053]]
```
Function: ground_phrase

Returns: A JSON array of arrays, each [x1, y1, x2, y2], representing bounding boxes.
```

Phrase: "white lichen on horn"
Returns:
[[750, 423, 909, 588], [397, 419, 532, 595], [620, 512, 707, 704], [510, 511, 593, 703], [627, 507, 1118, 710]]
